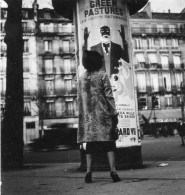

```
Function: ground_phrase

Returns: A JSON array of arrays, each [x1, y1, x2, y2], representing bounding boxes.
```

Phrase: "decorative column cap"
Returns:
[[52, 0, 148, 19]]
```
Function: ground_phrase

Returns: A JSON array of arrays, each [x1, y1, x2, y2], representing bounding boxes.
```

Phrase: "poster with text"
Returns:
[[77, 0, 141, 147]]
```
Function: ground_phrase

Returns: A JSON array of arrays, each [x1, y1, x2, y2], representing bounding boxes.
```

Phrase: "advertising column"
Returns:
[[76, 0, 142, 169]]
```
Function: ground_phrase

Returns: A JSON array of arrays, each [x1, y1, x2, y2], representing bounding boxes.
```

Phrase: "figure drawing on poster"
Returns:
[[83, 24, 133, 101]]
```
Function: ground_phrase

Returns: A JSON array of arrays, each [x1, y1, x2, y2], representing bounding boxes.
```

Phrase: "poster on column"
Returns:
[[77, 0, 141, 147]]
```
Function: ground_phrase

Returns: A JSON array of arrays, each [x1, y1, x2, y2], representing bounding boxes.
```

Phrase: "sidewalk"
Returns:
[[2, 160, 185, 195]]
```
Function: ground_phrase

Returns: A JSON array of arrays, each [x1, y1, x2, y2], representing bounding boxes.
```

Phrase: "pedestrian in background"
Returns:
[[77, 50, 121, 183], [177, 118, 185, 146]]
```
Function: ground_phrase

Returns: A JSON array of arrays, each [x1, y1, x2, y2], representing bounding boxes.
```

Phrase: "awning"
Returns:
[[44, 117, 78, 127], [140, 109, 182, 123], [136, 53, 145, 62], [148, 53, 157, 64]]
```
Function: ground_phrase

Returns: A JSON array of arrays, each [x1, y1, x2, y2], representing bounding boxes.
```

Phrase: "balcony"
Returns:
[[38, 27, 74, 36], [131, 27, 185, 37], [59, 48, 75, 56], [22, 27, 35, 34]]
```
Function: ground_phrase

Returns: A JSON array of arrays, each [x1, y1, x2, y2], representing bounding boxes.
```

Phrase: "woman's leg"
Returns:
[[86, 154, 92, 173], [107, 151, 121, 182], [107, 151, 116, 172], [85, 154, 93, 183]]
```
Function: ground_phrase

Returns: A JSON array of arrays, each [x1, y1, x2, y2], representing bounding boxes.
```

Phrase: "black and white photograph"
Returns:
[[1, 0, 185, 194]]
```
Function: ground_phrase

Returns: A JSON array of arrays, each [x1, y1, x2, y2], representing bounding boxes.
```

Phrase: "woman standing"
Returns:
[[77, 50, 121, 183]]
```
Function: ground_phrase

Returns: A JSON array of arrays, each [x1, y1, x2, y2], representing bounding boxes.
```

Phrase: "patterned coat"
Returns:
[[77, 70, 118, 143]]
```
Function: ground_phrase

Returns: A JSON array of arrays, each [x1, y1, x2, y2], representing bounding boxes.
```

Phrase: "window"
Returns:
[[165, 95, 173, 107], [175, 73, 183, 90], [46, 100, 55, 116], [63, 40, 70, 53], [0, 22, 4, 32], [169, 25, 176, 33], [157, 25, 163, 33], [0, 57, 6, 72], [22, 22, 28, 32], [66, 102, 74, 115], [137, 73, 146, 92], [26, 122, 36, 129], [139, 97, 147, 110], [152, 96, 160, 109], [162, 72, 171, 91], [65, 98, 74, 115], [63, 23, 72, 33], [44, 12, 51, 19], [45, 79, 54, 95], [161, 55, 169, 69], [64, 80, 72, 94], [172, 39, 178, 49], [150, 73, 159, 92], [0, 78, 6, 95], [148, 53, 158, 67], [2, 10, 7, 19], [160, 38, 167, 49], [135, 38, 143, 49], [64, 59, 71, 73], [22, 10, 28, 19], [58, 23, 62, 33], [177, 95, 183, 107], [44, 40, 52, 52], [23, 58, 29, 72], [146, 24, 152, 33], [44, 23, 53, 32], [1, 39, 6, 51], [24, 101, 31, 116], [135, 53, 145, 68], [173, 55, 181, 69], [23, 40, 29, 52], [24, 78, 30, 95], [147, 38, 155, 49], [45, 59, 53, 74]]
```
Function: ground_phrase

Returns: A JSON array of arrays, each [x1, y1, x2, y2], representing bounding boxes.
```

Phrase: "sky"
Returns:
[[0, 0, 184, 13], [148, 0, 184, 13]]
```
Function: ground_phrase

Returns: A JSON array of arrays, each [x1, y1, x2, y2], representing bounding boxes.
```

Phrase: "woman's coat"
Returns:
[[77, 70, 118, 143]]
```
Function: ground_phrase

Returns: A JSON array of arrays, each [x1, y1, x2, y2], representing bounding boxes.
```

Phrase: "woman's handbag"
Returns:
[[111, 115, 119, 140]]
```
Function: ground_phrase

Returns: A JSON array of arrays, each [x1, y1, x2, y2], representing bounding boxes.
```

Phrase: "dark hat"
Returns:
[[82, 50, 103, 71]]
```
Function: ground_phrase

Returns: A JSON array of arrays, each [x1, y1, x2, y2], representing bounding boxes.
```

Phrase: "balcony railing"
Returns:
[[38, 27, 73, 34], [131, 27, 185, 35], [22, 27, 35, 33]]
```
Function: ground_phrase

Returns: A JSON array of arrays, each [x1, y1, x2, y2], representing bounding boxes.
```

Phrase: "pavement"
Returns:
[[1, 136, 185, 195]]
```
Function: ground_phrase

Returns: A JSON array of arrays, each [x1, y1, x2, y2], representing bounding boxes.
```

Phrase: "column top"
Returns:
[[52, 0, 148, 19]]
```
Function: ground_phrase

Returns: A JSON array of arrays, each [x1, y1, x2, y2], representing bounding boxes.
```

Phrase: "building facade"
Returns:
[[0, 3, 78, 144], [131, 3, 185, 134], [35, 7, 78, 133]]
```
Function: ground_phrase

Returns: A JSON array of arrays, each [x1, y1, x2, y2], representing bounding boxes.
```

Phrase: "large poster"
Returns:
[[77, 0, 141, 147]]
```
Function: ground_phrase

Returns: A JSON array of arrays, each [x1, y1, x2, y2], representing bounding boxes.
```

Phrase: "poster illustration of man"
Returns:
[[83, 24, 133, 100]]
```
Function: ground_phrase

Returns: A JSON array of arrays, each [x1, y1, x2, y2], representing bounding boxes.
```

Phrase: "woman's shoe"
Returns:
[[110, 171, 121, 183], [85, 172, 92, 183]]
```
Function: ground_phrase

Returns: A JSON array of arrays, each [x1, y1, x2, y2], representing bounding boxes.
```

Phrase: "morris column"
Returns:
[[52, 0, 148, 170]]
